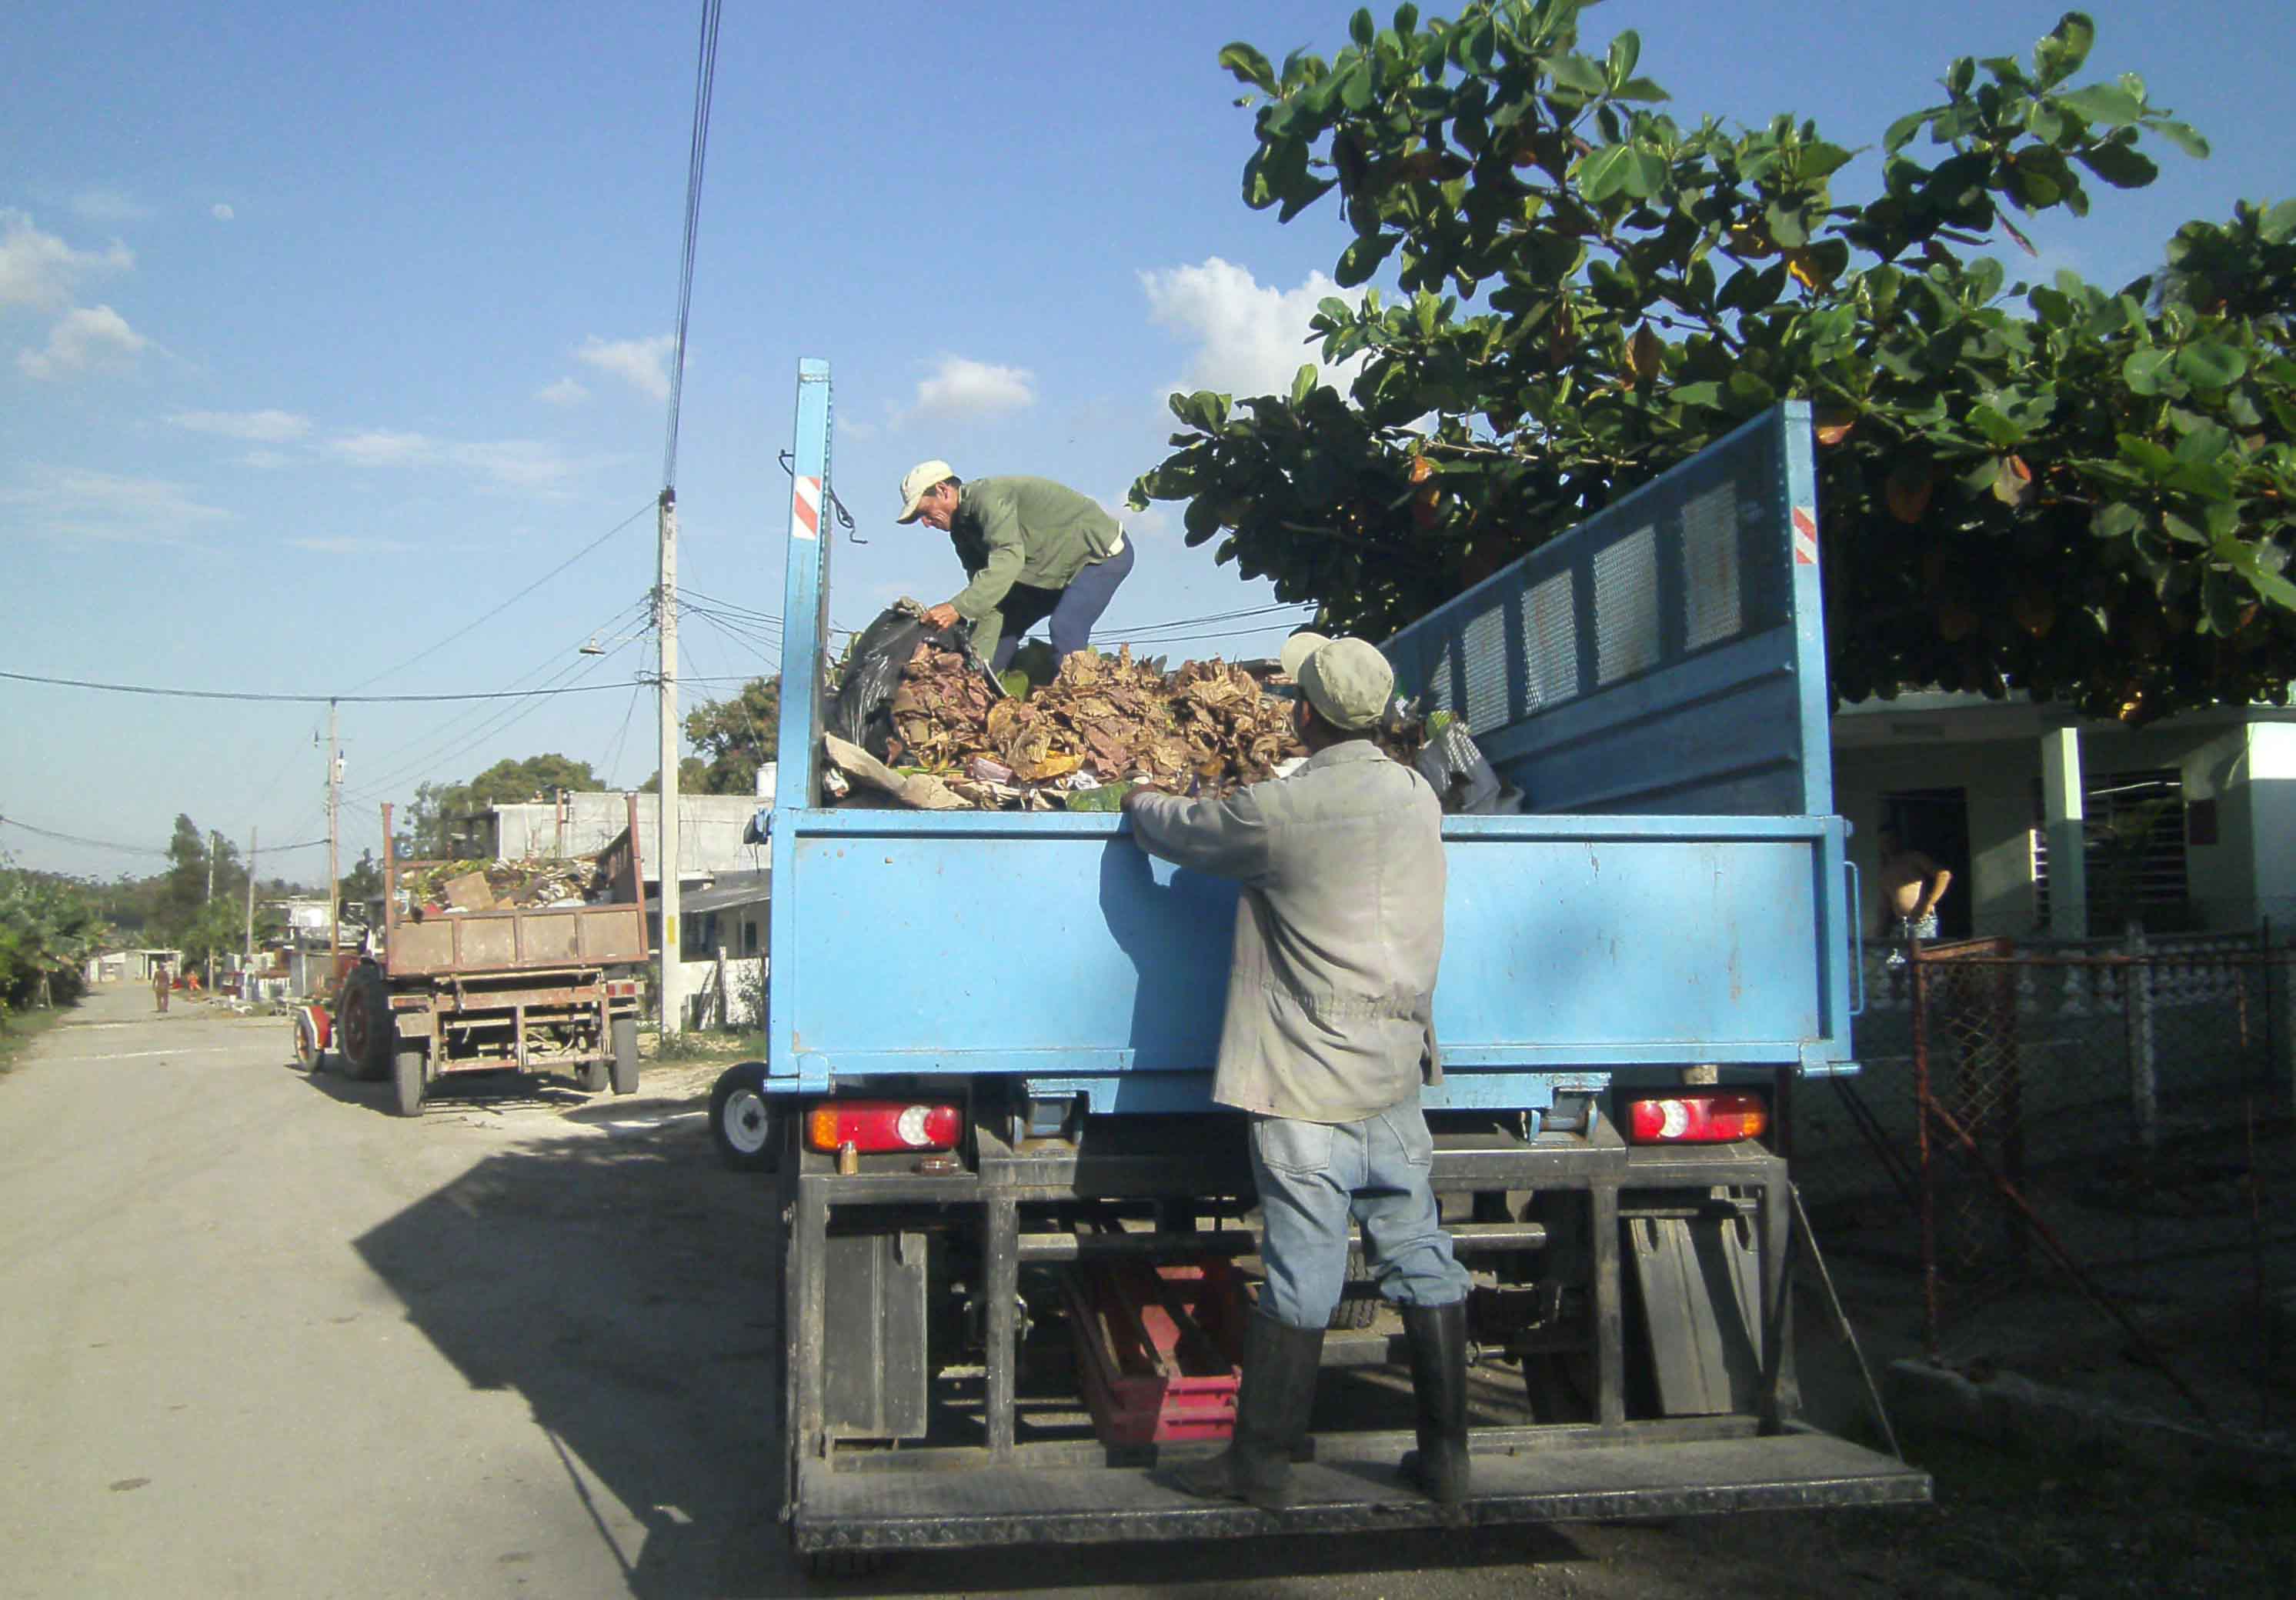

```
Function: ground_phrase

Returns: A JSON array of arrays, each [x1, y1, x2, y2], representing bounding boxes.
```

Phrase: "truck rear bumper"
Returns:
[[793, 1425, 1928, 1552]]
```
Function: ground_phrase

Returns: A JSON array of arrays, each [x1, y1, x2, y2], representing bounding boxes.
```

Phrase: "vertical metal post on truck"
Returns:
[[768, 358, 833, 1092]]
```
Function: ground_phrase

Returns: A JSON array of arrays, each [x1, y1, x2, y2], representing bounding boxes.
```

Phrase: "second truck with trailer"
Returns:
[[713, 359, 1926, 1565], [298, 795, 649, 1115]]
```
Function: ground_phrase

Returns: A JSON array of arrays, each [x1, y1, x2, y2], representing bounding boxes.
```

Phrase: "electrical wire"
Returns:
[[342, 500, 656, 694], [0, 816, 330, 856], [0, 668, 656, 706], [662, 0, 723, 489]]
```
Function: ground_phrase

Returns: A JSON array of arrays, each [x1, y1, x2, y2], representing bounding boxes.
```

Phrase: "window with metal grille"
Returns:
[[1592, 525, 1660, 685], [1461, 605, 1509, 732], [1521, 571, 1577, 711], [2031, 768, 2191, 929], [1680, 483, 1743, 651]]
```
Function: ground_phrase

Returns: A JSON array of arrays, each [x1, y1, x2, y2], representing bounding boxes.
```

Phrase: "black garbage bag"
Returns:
[[827, 604, 982, 762]]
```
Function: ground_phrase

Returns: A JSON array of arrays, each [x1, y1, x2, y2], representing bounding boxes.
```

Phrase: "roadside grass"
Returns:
[[0, 1005, 69, 1078], [1824, 1428, 2296, 1598], [642, 1024, 765, 1065]]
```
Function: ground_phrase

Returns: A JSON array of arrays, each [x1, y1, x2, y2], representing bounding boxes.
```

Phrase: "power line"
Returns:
[[0, 668, 655, 706], [344, 500, 655, 694], [0, 816, 329, 856], [662, 0, 723, 488]]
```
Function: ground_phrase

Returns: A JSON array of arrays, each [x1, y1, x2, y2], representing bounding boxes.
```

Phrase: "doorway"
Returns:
[[1879, 787, 1974, 940]]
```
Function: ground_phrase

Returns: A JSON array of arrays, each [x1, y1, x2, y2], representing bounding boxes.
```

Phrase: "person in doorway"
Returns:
[[1877, 826, 1953, 944], [1122, 636, 1472, 1512], [896, 461, 1136, 671], [152, 960, 170, 1014]]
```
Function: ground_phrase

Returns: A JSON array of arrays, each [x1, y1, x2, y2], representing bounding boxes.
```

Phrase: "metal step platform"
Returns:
[[794, 1428, 1930, 1552]]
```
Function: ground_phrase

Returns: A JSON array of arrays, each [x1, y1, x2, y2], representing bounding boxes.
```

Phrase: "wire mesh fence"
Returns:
[[1794, 928, 2296, 1434]]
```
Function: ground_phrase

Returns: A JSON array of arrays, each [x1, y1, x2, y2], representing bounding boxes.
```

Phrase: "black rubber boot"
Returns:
[[1167, 1311, 1325, 1509], [1397, 1299, 1472, 1506]]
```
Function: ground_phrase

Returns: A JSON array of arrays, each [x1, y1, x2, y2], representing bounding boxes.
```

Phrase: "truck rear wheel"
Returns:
[[709, 1062, 777, 1172], [577, 1056, 611, 1092], [392, 1045, 427, 1118], [610, 1016, 639, 1095], [337, 966, 393, 1082]]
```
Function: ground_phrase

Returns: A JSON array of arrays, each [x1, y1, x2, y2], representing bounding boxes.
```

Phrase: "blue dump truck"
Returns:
[[710, 359, 1927, 1564]]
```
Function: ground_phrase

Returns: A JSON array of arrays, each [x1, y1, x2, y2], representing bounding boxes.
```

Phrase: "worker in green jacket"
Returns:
[[898, 460, 1136, 670]]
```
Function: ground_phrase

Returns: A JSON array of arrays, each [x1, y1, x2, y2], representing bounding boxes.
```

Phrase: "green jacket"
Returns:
[[945, 476, 1123, 655]]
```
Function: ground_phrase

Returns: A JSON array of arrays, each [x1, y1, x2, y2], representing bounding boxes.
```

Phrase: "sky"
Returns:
[[2, 0, 2289, 882]]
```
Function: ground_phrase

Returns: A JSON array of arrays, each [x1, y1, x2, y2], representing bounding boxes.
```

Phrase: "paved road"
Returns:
[[0, 985, 1917, 1599]]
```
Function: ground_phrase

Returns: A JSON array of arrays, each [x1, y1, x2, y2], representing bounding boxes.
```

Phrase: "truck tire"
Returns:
[[610, 1016, 639, 1095], [392, 1045, 427, 1118], [337, 965, 394, 1082], [577, 1056, 611, 1093], [709, 1062, 777, 1172]]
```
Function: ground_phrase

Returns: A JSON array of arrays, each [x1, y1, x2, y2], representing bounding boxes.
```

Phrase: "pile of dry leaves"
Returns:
[[873, 642, 1304, 801]]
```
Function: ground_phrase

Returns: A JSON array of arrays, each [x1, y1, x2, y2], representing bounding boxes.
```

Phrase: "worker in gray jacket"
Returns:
[[1122, 635, 1472, 1512]]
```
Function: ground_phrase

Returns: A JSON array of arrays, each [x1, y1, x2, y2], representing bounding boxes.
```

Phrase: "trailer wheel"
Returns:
[[392, 1045, 427, 1118], [709, 1062, 777, 1172], [292, 1008, 325, 1073], [576, 1056, 611, 1093], [609, 1016, 639, 1095]]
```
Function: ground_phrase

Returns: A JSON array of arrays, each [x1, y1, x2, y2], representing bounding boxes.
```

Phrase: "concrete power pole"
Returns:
[[205, 828, 219, 992], [327, 698, 342, 969], [243, 825, 258, 975], [657, 488, 684, 1038]]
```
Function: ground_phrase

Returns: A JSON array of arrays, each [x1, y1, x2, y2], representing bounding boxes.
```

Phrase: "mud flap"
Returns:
[[823, 1230, 930, 1440], [1629, 1208, 1764, 1417]]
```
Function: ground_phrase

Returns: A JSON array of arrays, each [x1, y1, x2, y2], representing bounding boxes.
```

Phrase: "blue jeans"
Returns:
[[988, 538, 1136, 670], [1249, 1092, 1473, 1331]]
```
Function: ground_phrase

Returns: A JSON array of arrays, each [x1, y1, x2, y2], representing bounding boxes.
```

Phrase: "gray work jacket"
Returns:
[[1126, 740, 1446, 1122]]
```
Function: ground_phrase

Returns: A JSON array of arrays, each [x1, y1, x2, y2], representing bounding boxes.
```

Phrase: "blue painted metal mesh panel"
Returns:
[[1381, 407, 1820, 818]]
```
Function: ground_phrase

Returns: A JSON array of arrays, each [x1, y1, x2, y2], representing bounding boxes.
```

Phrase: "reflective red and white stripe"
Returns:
[[791, 475, 822, 541], [1791, 505, 1819, 566]]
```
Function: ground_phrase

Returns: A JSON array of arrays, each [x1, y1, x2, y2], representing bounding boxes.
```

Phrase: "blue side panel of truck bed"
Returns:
[[1383, 404, 1829, 819], [764, 371, 1854, 1099]]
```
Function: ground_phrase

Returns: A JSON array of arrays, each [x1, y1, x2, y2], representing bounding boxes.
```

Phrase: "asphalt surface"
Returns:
[[0, 985, 1927, 1599]]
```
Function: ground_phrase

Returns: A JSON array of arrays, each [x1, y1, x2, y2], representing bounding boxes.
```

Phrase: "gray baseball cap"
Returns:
[[1296, 636, 1393, 732]]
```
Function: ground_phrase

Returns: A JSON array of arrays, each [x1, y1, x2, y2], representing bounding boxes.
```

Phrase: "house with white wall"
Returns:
[[1831, 692, 2296, 942]]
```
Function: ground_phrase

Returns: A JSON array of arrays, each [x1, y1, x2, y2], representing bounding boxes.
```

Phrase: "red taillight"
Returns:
[[1625, 1092, 1769, 1144], [806, 1100, 963, 1154]]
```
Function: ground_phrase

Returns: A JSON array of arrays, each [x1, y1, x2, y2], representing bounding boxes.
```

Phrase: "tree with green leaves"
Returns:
[[681, 677, 781, 795], [0, 865, 108, 1015], [406, 754, 603, 855], [1131, 4, 2294, 721]]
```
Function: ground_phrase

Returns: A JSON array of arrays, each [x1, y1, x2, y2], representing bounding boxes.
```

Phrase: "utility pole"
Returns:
[[657, 487, 684, 1038], [327, 698, 342, 969], [206, 828, 219, 992], [243, 826, 258, 985]]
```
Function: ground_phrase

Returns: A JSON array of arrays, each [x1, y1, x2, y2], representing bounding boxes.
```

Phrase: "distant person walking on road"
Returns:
[[152, 961, 170, 1014], [897, 462, 1135, 672], [1123, 635, 1473, 1513]]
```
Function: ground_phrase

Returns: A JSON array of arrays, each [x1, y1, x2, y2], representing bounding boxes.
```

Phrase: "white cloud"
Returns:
[[71, 189, 155, 225], [17, 304, 148, 379], [0, 210, 133, 311], [909, 355, 1037, 422], [285, 535, 411, 555], [0, 465, 231, 545], [325, 428, 436, 467], [1141, 256, 1366, 402], [167, 408, 312, 442], [242, 449, 290, 470], [576, 333, 673, 402], [536, 375, 589, 405], [322, 427, 583, 495], [211, 204, 235, 222]]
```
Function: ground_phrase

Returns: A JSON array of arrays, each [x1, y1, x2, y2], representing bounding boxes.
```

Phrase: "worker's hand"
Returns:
[[922, 602, 960, 630]]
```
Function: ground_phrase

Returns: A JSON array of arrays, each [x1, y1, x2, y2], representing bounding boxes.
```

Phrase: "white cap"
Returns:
[[1278, 630, 1330, 679], [896, 460, 956, 523]]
